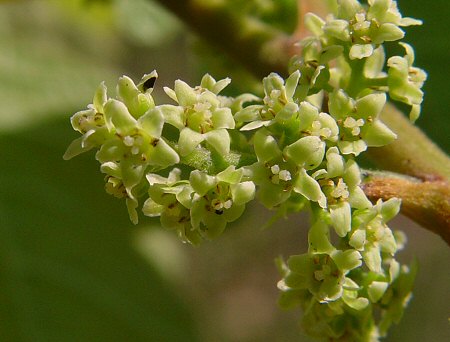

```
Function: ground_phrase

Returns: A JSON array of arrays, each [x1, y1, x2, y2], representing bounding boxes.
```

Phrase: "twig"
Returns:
[[362, 170, 450, 245], [367, 104, 450, 182], [153, 0, 297, 78]]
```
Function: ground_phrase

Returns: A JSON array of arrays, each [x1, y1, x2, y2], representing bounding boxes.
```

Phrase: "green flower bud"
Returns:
[[323, 19, 351, 42], [200, 73, 231, 94], [338, 0, 362, 20], [325, 147, 345, 178], [330, 201, 352, 237], [388, 43, 427, 121], [117, 73, 157, 119], [304, 12, 325, 36]]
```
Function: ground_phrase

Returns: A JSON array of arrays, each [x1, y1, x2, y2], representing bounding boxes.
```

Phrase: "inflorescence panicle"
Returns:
[[65, 0, 426, 340]]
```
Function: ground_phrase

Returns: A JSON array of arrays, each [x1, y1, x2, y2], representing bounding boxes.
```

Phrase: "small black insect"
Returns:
[[143, 77, 157, 91]]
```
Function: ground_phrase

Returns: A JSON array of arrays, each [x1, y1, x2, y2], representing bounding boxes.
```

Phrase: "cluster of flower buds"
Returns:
[[229, 63, 413, 338], [65, 72, 256, 243], [65, 0, 425, 339], [297, 0, 426, 120]]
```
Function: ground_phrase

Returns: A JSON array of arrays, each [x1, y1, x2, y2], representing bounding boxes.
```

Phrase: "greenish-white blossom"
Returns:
[[64, 0, 425, 339]]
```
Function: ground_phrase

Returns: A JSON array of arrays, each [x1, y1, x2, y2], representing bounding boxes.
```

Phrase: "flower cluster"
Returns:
[[65, 0, 424, 339], [65, 72, 254, 238], [230, 63, 412, 338], [142, 166, 254, 245], [297, 0, 426, 120]]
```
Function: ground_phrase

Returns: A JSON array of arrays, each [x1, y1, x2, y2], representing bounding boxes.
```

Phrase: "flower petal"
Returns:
[[138, 108, 164, 138], [330, 201, 352, 237], [294, 169, 327, 208], [104, 99, 137, 134], [178, 127, 205, 156], [253, 130, 282, 163], [284, 136, 325, 170], [204, 129, 230, 155], [190, 170, 216, 196]]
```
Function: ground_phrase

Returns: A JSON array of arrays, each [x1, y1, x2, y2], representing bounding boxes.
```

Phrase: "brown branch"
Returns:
[[367, 104, 450, 182], [362, 173, 450, 245], [153, 0, 298, 78]]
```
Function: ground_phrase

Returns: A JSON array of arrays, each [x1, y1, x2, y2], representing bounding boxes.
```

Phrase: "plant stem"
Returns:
[[362, 170, 450, 245], [153, 0, 296, 78], [368, 104, 450, 182], [346, 57, 366, 98]]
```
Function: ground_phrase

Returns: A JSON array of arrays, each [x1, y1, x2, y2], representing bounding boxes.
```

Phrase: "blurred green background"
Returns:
[[0, 0, 448, 341]]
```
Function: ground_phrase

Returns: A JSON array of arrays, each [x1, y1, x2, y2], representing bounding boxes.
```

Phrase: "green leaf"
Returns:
[[0, 1, 121, 133], [115, 0, 181, 47], [0, 119, 200, 341], [258, 0, 298, 34]]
